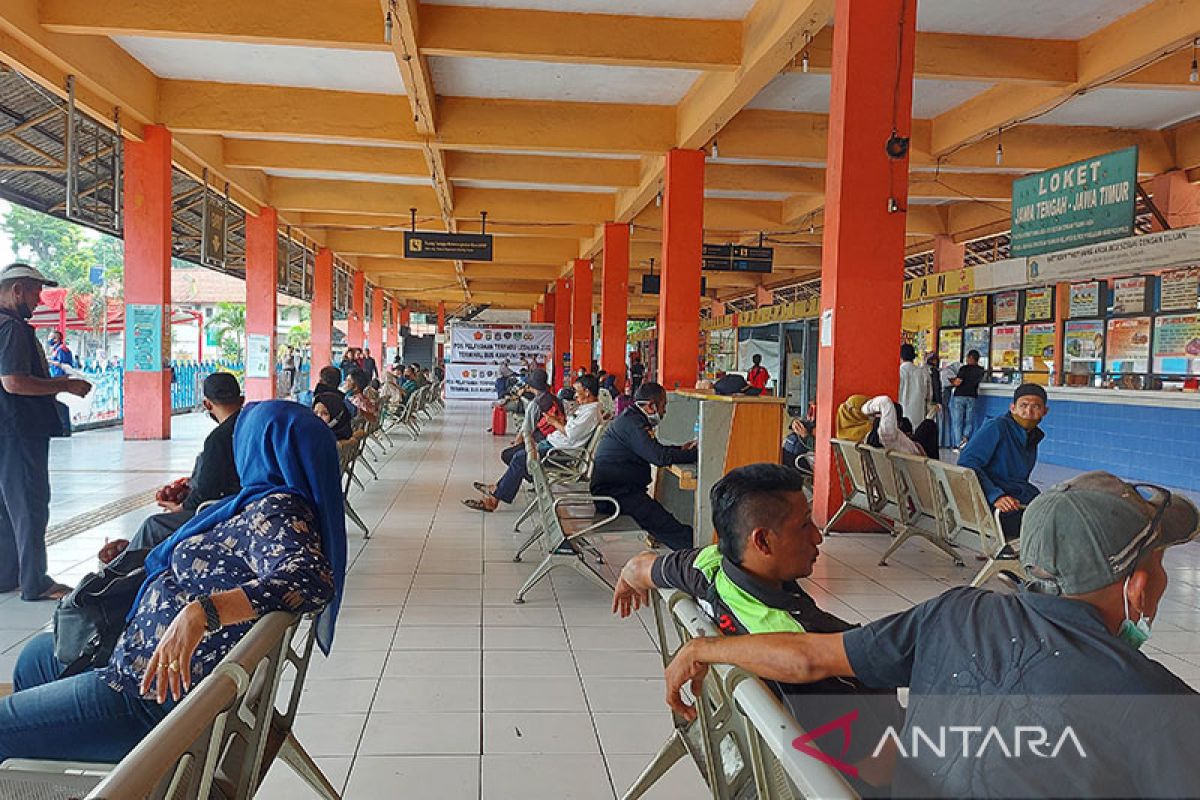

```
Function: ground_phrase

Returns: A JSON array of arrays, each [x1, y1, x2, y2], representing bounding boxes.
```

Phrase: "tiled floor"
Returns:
[[3, 403, 1200, 798]]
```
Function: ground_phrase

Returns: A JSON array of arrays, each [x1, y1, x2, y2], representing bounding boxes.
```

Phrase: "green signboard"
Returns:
[[1010, 146, 1138, 257]]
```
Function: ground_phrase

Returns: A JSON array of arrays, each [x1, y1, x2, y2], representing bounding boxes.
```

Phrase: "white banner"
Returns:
[[1026, 225, 1200, 284], [445, 363, 503, 400], [449, 323, 554, 364]]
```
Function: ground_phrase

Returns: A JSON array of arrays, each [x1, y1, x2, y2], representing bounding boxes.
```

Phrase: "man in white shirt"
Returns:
[[897, 343, 932, 427], [861, 394, 925, 457], [465, 374, 602, 512]]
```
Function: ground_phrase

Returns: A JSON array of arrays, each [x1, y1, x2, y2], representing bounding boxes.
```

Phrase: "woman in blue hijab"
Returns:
[[0, 401, 346, 763]]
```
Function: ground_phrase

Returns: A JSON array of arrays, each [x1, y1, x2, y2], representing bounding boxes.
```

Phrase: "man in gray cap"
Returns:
[[0, 263, 91, 601], [661, 470, 1200, 796], [99, 372, 243, 562]]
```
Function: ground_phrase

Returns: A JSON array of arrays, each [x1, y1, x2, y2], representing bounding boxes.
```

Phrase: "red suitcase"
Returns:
[[491, 405, 507, 436]]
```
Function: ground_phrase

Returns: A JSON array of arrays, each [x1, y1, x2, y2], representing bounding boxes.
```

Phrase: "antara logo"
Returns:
[[791, 710, 861, 778]]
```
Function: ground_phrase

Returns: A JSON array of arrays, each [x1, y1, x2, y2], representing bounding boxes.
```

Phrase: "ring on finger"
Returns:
[[168, 662, 180, 672]]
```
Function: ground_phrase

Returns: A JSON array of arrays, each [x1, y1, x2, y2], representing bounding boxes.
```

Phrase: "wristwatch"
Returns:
[[197, 595, 222, 633]]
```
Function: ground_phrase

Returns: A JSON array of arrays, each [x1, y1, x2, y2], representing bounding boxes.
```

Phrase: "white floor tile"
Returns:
[[484, 675, 588, 712], [483, 712, 600, 755], [373, 676, 481, 713], [358, 711, 481, 756], [344, 755, 479, 798], [481, 753, 612, 799]]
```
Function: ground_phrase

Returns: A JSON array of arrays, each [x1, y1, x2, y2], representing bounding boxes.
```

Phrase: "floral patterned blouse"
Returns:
[[100, 492, 335, 696]]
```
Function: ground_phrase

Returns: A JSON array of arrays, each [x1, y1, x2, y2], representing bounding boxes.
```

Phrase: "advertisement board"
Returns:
[[1160, 268, 1200, 312], [963, 327, 991, 368], [1022, 323, 1056, 372], [1111, 276, 1149, 315], [966, 296, 990, 326], [1106, 317, 1151, 373], [992, 291, 1021, 324], [1024, 287, 1054, 321], [1152, 314, 1200, 375], [938, 329, 963, 365], [991, 325, 1022, 371], [1064, 320, 1105, 375], [445, 363, 504, 399], [449, 324, 554, 363], [1068, 281, 1102, 318]]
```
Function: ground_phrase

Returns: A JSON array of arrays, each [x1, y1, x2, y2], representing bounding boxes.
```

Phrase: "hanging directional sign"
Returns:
[[701, 243, 773, 273], [404, 231, 493, 261]]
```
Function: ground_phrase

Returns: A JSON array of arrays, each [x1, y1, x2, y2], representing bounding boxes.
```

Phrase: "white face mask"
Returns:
[[637, 402, 661, 426]]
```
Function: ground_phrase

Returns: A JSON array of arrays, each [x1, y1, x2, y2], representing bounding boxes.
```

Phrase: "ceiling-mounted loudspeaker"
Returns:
[[885, 133, 909, 159], [641, 276, 706, 295]]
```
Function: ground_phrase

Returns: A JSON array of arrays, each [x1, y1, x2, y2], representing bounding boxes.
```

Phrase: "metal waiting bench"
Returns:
[[826, 438, 1025, 588], [622, 589, 859, 800], [511, 433, 647, 604], [0, 612, 338, 800]]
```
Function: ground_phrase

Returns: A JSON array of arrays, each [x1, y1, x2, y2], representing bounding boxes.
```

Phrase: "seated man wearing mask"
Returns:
[[957, 382, 1048, 542], [613, 463, 900, 792], [465, 374, 602, 513], [663, 471, 1200, 798], [99, 373, 244, 562], [590, 382, 697, 550]]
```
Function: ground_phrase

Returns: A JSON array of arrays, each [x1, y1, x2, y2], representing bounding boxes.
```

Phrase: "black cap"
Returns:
[[1013, 383, 1047, 403], [526, 368, 549, 391], [203, 372, 242, 403]]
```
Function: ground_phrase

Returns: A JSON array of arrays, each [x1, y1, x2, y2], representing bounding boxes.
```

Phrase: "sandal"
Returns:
[[24, 582, 71, 602], [462, 498, 495, 513], [472, 481, 494, 495]]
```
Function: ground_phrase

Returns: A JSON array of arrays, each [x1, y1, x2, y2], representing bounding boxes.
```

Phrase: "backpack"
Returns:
[[53, 547, 149, 676]]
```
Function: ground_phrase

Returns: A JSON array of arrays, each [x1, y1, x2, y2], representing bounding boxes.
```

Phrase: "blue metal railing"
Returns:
[[69, 360, 244, 428]]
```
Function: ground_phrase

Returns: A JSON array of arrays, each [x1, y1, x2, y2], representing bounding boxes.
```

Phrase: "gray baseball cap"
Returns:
[[0, 262, 58, 287], [1021, 471, 1200, 596]]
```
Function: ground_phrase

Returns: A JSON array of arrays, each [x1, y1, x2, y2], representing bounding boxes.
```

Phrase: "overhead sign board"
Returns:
[[702, 244, 773, 273], [403, 231, 493, 261], [1010, 146, 1138, 257]]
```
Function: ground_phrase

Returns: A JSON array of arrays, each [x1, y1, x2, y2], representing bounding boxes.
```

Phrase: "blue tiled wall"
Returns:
[[976, 393, 1200, 491]]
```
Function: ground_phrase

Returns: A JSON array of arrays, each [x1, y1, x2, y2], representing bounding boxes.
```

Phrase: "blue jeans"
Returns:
[[951, 395, 977, 445], [0, 633, 172, 762], [494, 447, 530, 504]]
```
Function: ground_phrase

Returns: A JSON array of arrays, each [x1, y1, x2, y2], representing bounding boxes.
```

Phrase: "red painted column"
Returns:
[[389, 296, 400, 362], [436, 300, 446, 364], [311, 247, 333, 383], [349, 271, 365, 349], [932, 234, 965, 273], [244, 207, 278, 402], [122, 125, 172, 440], [369, 285, 384, 364], [1149, 170, 1200, 230], [532, 302, 544, 324], [600, 222, 630, 383], [571, 259, 593, 375], [813, 0, 918, 528], [400, 305, 410, 329], [658, 148, 705, 390], [553, 276, 572, 388]]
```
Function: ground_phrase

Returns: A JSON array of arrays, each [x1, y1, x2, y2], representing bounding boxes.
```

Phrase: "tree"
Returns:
[[0, 204, 123, 299], [208, 302, 246, 361]]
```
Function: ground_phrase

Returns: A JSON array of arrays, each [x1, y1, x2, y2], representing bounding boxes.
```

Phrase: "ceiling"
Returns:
[[7, 0, 1198, 313]]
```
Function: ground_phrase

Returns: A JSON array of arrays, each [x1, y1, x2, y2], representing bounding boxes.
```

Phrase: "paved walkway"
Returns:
[[2, 405, 1199, 798]]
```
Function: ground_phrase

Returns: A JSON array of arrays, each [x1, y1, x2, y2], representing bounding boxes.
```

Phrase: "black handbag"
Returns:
[[53, 547, 149, 677]]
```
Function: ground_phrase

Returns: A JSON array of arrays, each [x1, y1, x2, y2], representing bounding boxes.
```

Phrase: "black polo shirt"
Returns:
[[844, 586, 1200, 797], [0, 307, 62, 438]]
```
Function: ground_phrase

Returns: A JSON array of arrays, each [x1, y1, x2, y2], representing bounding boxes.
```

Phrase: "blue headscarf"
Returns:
[[131, 401, 347, 655]]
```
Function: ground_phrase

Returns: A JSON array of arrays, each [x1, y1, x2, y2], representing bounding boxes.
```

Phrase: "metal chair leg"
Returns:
[[513, 526, 542, 563], [512, 553, 562, 603], [619, 729, 690, 800], [513, 498, 537, 532], [278, 733, 341, 800]]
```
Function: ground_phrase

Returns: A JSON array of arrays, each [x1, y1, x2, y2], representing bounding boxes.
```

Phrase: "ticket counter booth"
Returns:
[[652, 390, 787, 547]]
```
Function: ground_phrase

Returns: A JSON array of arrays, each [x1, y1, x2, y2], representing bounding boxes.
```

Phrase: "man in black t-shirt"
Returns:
[[0, 264, 91, 601], [950, 348, 986, 448], [662, 471, 1200, 798], [100, 374, 244, 563]]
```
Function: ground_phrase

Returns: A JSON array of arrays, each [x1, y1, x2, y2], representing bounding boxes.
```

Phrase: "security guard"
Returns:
[[0, 263, 91, 601]]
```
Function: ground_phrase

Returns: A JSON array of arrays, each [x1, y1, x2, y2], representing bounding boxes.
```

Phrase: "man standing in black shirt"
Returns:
[[950, 348, 986, 449], [361, 347, 378, 383], [99, 372, 244, 561], [590, 382, 697, 550], [0, 263, 91, 601]]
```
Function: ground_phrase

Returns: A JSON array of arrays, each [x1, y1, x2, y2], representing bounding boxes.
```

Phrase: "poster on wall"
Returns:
[[1063, 320, 1104, 374], [966, 296, 990, 326], [991, 325, 1022, 371], [1024, 287, 1054, 321], [1159, 268, 1200, 312], [449, 324, 554, 363], [963, 327, 991, 367], [445, 363, 503, 399], [992, 291, 1021, 324], [1105, 317, 1151, 372], [1152, 314, 1200, 375], [124, 303, 163, 372], [938, 329, 963, 365], [940, 299, 964, 328], [1022, 323, 1056, 372], [246, 334, 272, 379], [1068, 281, 1102, 318], [1111, 276, 1149, 315]]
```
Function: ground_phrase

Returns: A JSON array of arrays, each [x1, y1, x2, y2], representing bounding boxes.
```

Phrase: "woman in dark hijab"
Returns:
[[0, 401, 346, 762], [313, 391, 353, 441]]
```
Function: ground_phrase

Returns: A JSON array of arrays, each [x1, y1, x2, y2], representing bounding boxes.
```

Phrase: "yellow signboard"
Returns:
[[701, 314, 737, 332], [628, 327, 656, 343], [903, 269, 975, 303], [738, 297, 821, 327]]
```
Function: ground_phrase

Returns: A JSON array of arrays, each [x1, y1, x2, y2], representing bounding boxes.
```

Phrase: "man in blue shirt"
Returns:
[[661, 471, 1200, 798], [956, 383, 1047, 542]]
